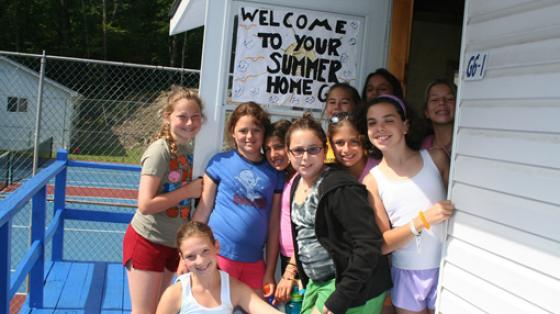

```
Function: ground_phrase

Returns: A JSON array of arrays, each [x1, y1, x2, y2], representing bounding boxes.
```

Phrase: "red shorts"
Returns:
[[122, 225, 179, 272], [217, 255, 265, 290]]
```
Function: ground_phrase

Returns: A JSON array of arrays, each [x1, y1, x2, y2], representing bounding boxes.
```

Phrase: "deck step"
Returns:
[[20, 261, 130, 313]]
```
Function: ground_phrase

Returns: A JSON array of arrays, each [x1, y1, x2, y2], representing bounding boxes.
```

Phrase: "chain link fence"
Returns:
[[1, 50, 200, 308]]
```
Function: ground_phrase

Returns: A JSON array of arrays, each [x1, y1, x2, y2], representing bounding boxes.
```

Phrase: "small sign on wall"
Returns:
[[232, 6, 361, 109], [464, 51, 488, 81]]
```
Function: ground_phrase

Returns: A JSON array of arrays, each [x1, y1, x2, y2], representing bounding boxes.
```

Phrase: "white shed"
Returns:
[[171, 0, 560, 312], [170, 0, 392, 174], [438, 0, 560, 313], [0, 56, 79, 151]]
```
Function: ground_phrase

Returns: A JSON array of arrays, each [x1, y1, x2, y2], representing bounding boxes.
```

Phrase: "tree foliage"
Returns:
[[0, 0, 203, 68]]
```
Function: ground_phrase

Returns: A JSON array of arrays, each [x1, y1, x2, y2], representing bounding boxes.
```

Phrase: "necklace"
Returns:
[[301, 180, 314, 194]]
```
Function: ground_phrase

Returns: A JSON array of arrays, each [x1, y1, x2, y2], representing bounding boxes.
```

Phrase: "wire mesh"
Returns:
[[1, 51, 200, 277]]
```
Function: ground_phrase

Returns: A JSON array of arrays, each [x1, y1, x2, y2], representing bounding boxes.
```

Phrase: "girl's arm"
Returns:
[[192, 174, 217, 223], [363, 173, 391, 233], [137, 175, 202, 215], [155, 282, 182, 314], [274, 255, 297, 303], [263, 193, 281, 292], [231, 277, 282, 314], [363, 173, 453, 255]]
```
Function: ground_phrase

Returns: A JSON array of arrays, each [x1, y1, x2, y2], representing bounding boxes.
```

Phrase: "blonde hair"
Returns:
[[154, 85, 205, 156]]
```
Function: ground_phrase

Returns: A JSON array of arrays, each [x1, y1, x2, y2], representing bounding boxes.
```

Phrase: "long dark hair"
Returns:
[[362, 95, 426, 159], [361, 68, 404, 101]]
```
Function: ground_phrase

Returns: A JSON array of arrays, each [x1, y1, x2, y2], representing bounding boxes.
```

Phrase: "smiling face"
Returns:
[[288, 129, 326, 181], [325, 87, 357, 118], [365, 75, 394, 102], [331, 123, 365, 169], [425, 83, 456, 125], [165, 98, 203, 145], [264, 135, 290, 171], [366, 102, 409, 152], [179, 235, 219, 276], [232, 115, 265, 161]]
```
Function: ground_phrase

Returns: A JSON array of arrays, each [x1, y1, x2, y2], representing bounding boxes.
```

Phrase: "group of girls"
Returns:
[[123, 68, 458, 314]]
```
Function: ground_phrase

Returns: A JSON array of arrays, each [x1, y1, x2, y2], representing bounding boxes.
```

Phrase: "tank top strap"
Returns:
[[370, 164, 385, 183], [178, 273, 191, 311], [419, 149, 440, 175], [219, 270, 232, 308]]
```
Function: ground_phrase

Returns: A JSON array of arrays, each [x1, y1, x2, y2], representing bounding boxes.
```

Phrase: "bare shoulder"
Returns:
[[164, 281, 182, 299], [428, 148, 449, 172], [362, 172, 378, 190], [156, 282, 182, 314]]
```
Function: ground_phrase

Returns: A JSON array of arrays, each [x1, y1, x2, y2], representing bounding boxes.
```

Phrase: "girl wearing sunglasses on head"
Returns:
[[321, 83, 362, 165], [285, 113, 391, 314], [328, 112, 379, 182]]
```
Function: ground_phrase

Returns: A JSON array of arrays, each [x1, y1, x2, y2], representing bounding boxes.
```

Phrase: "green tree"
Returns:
[[0, 0, 203, 68]]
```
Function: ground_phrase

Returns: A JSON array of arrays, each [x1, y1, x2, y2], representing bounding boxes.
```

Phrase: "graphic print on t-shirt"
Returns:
[[233, 169, 266, 209], [163, 154, 193, 219]]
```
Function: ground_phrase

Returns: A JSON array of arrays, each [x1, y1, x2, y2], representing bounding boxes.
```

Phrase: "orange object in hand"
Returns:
[[263, 283, 274, 297]]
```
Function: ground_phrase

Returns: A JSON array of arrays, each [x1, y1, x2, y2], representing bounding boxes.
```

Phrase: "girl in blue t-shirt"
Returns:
[[193, 102, 284, 296]]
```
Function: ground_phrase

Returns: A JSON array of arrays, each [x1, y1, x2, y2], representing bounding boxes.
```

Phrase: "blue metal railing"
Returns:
[[0, 149, 140, 313]]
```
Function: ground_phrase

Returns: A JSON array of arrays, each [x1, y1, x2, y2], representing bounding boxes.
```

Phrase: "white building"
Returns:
[[437, 1, 560, 313], [171, 0, 560, 312], [0, 56, 79, 151]]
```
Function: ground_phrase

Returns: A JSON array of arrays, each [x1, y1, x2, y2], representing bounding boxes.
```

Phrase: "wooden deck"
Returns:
[[19, 261, 130, 313]]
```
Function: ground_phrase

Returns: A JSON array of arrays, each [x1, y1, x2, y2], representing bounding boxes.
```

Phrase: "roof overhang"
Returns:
[[169, 0, 206, 35]]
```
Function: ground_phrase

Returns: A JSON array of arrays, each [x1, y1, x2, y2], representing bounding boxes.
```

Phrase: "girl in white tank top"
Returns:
[[156, 222, 281, 314], [362, 95, 455, 313]]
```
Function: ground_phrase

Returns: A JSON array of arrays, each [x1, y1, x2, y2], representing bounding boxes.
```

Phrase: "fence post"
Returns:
[[32, 50, 47, 176], [52, 150, 68, 261], [0, 223, 11, 314], [29, 186, 46, 308]]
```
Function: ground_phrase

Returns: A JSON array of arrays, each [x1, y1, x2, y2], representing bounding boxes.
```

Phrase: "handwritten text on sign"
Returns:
[[232, 7, 360, 109]]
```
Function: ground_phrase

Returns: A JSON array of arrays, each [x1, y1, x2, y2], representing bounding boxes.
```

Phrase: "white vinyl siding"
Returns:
[[438, 0, 560, 313]]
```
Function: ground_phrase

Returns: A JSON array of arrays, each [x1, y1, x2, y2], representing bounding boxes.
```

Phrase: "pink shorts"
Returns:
[[216, 255, 265, 290], [122, 225, 179, 272]]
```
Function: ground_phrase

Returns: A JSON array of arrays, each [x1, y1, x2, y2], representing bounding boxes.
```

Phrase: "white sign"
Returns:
[[232, 7, 361, 109], [464, 51, 488, 81]]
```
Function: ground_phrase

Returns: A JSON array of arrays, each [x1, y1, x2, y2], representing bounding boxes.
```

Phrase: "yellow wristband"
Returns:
[[419, 211, 431, 230]]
